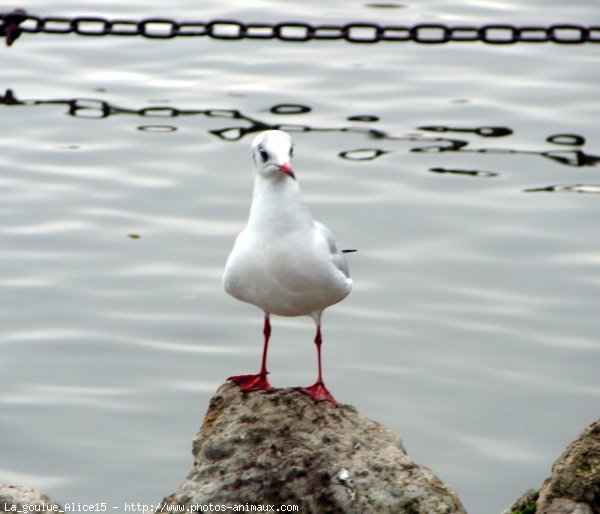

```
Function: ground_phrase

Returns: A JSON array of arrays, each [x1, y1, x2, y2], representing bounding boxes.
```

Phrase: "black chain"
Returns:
[[1, 10, 599, 46]]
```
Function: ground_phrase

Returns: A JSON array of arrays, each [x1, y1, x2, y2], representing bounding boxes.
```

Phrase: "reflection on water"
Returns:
[[137, 125, 177, 133], [2, 88, 599, 194], [546, 134, 585, 146], [525, 183, 600, 194], [340, 148, 390, 160], [429, 167, 499, 178], [418, 124, 513, 137], [1, 21, 599, 512]]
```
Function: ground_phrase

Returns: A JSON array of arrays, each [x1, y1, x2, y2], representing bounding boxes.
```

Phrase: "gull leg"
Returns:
[[297, 323, 338, 406], [228, 312, 272, 391]]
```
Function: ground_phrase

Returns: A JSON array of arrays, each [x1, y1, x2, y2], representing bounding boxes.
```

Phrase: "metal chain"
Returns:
[[1, 10, 599, 46]]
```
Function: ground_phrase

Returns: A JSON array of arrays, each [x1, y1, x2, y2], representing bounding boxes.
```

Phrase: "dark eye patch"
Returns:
[[290, 146, 294, 158], [259, 148, 268, 162]]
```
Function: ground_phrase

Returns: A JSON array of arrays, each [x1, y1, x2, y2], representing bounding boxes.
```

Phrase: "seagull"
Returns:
[[222, 130, 352, 406]]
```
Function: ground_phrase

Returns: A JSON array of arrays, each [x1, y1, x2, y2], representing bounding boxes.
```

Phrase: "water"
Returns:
[[1, 2, 599, 513]]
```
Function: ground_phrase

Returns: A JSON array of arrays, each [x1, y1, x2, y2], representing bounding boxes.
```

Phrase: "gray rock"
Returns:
[[157, 381, 466, 514], [0, 485, 62, 512], [539, 498, 593, 514], [536, 419, 600, 514], [499, 489, 539, 514]]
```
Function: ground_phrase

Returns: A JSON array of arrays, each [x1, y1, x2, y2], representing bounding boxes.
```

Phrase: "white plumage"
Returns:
[[223, 130, 352, 405]]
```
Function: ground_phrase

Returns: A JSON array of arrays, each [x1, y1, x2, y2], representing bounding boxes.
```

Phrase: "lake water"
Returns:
[[1, 1, 599, 513]]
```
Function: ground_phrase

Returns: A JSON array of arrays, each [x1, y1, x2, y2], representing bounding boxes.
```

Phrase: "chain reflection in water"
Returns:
[[525, 184, 600, 194], [419, 125, 513, 137], [1, 88, 599, 193], [429, 167, 499, 178]]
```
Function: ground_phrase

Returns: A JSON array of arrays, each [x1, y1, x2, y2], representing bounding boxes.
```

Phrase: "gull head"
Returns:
[[251, 130, 295, 180]]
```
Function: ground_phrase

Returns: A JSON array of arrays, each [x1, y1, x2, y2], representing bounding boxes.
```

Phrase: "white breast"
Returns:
[[223, 174, 351, 317]]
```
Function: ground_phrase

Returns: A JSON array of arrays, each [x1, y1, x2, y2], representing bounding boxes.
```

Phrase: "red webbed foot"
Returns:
[[296, 381, 338, 407], [228, 373, 271, 392]]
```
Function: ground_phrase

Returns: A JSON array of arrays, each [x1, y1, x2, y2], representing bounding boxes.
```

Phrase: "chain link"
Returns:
[[2, 10, 599, 46]]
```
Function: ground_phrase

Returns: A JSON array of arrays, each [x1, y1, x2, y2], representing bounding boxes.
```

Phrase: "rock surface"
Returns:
[[157, 381, 466, 514], [0, 485, 63, 512], [536, 419, 600, 514], [500, 489, 540, 514]]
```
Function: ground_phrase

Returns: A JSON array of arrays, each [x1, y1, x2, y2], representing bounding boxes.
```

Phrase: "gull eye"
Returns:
[[290, 146, 294, 159], [259, 148, 269, 162]]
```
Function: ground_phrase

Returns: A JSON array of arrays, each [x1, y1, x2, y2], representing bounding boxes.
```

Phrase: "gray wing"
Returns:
[[315, 221, 350, 279]]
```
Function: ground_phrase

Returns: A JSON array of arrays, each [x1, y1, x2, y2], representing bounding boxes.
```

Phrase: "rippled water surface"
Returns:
[[1, 1, 599, 513]]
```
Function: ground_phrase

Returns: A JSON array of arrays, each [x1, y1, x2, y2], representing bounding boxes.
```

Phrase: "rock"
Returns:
[[500, 489, 539, 514], [536, 419, 600, 514], [157, 381, 466, 514], [538, 498, 593, 514], [0, 485, 63, 512]]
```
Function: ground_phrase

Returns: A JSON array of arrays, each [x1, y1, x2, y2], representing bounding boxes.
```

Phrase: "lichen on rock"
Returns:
[[157, 381, 466, 514], [536, 419, 600, 514]]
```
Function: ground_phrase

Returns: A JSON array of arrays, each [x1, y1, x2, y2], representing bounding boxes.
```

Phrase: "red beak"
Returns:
[[278, 162, 295, 179]]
